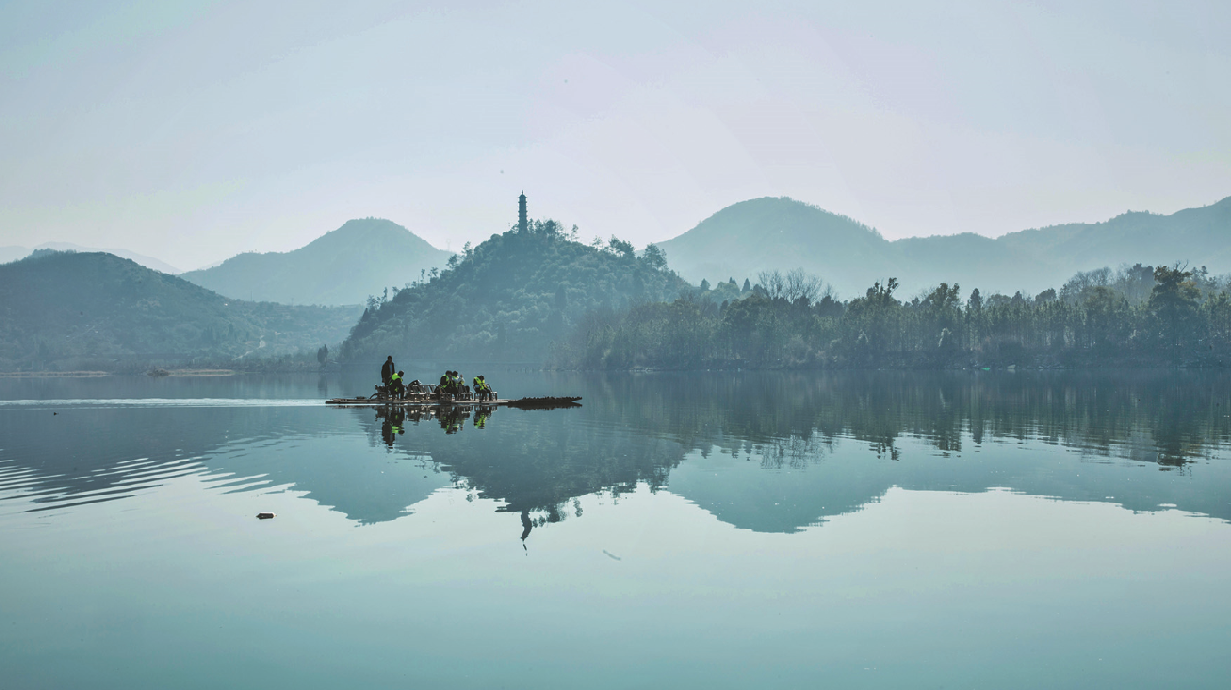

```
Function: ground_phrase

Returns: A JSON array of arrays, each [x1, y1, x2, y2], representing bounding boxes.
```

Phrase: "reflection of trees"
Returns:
[[760, 433, 828, 470], [417, 407, 685, 542], [6, 371, 1227, 532], [416, 371, 1231, 539], [585, 370, 1231, 470]]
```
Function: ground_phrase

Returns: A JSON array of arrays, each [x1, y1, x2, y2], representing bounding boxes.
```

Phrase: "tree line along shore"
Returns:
[[546, 264, 1231, 370]]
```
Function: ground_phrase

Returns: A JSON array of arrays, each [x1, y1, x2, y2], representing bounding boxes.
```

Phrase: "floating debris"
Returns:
[[505, 396, 582, 410]]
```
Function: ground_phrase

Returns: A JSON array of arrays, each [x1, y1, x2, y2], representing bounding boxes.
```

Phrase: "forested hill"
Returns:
[[180, 218, 454, 306], [659, 196, 1231, 297], [339, 221, 690, 366], [0, 251, 360, 371]]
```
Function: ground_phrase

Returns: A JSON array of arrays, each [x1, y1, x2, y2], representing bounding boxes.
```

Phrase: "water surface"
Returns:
[[2, 371, 1229, 688]]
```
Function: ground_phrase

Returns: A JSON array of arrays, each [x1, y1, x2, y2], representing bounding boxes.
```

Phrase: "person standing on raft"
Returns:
[[381, 356, 395, 386]]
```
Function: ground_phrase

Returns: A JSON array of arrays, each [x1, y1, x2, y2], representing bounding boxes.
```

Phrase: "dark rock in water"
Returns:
[[505, 396, 582, 410], [256, 512, 276, 519]]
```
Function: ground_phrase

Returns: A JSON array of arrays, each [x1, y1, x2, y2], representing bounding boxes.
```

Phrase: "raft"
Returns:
[[325, 395, 581, 409]]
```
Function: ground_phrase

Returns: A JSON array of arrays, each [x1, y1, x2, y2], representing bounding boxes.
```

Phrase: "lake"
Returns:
[[2, 370, 1229, 689]]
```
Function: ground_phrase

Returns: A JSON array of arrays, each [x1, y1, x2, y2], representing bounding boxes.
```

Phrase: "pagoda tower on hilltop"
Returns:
[[518, 192, 528, 233]]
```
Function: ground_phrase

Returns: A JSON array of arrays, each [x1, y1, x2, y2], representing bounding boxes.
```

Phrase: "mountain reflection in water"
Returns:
[[1, 371, 1228, 535]]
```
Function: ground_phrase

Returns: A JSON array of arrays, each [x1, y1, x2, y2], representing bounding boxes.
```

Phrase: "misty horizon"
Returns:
[[3, 1, 1229, 270]]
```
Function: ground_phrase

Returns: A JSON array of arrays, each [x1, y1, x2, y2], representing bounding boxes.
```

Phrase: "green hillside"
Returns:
[[339, 220, 690, 366], [0, 251, 360, 371], [180, 218, 454, 306], [659, 196, 1231, 297]]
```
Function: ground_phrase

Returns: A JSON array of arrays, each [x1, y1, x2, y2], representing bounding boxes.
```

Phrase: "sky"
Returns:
[[1, 0, 1228, 271]]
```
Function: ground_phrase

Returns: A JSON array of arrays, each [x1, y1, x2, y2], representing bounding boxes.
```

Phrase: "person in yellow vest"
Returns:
[[390, 370, 405, 400]]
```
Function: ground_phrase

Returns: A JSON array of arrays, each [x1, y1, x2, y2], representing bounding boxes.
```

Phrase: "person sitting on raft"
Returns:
[[473, 375, 491, 401], [390, 370, 406, 399]]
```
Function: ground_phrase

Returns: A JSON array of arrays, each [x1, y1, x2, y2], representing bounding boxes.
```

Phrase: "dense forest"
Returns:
[[553, 263, 1231, 369], [0, 250, 360, 372], [338, 219, 689, 365]]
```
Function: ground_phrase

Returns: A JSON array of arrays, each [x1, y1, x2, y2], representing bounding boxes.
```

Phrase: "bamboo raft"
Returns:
[[326, 384, 581, 409]]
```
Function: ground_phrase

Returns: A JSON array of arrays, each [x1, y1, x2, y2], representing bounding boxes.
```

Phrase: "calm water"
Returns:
[[2, 371, 1230, 689]]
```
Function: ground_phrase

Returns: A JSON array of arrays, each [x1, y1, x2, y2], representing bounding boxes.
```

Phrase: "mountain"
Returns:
[[658, 196, 1231, 297], [339, 220, 691, 366], [0, 251, 361, 371], [0, 242, 181, 273], [657, 198, 907, 297], [180, 218, 454, 306]]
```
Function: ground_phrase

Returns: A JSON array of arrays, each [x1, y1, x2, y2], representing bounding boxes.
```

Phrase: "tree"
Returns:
[[757, 270, 786, 300], [317, 344, 329, 368], [699, 279, 710, 292], [1148, 265, 1201, 350], [967, 288, 983, 313], [642, 244, 668, 270], [607, 236, 635, 258], [784, 268, 823, 304]]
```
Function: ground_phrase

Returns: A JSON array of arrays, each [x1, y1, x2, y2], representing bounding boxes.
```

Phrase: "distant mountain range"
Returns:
[[180, 218, 454, 306], [0, 242, 181, 274], [10, 195, 1228, 311], [658, 196, 1231, 298], [0, 251, 360, 371]]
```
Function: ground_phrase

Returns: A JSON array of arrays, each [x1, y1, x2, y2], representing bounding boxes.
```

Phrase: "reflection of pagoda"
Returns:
[[518, 192, 528, 233]]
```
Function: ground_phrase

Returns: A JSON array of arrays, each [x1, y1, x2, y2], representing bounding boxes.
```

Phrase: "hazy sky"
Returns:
[[2, 0, 1228, 270]]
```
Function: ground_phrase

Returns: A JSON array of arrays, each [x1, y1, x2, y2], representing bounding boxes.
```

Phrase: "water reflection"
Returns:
[[372, 404, 498, 445], [1, 371, 1228, 535]]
